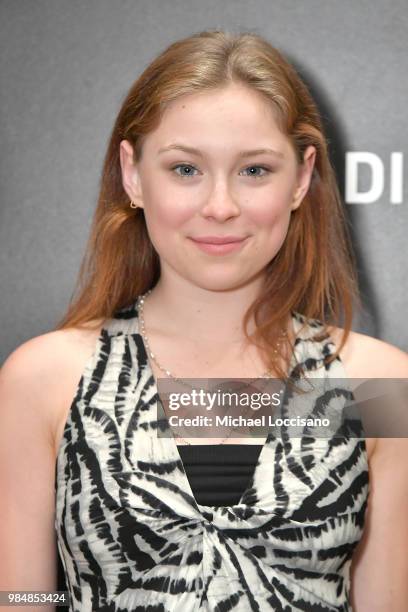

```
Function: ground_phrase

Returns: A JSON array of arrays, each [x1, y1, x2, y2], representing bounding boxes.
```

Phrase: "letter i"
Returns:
[[391, 152, 403, 204]]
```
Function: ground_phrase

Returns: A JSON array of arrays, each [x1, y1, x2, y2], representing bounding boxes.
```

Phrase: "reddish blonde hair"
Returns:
[[55, 29, 361, 381]]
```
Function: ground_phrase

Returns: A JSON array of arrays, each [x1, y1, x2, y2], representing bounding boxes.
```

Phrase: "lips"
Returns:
[[189, 236, 249, 255], [190, 236, 247, 245]]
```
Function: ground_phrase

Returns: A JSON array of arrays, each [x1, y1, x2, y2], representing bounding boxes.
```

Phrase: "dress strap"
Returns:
[[101, 298, 141, 337]]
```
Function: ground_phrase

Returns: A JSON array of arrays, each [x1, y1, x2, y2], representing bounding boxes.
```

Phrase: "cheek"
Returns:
[[142, 183, 192, 246], [250, 184, 294, 227]]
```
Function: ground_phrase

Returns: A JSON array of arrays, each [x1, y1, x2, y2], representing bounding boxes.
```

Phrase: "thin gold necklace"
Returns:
[[137, 290, 287, 445]]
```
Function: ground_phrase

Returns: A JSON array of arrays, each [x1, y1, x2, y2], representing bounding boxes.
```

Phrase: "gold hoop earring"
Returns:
[[129, 199, 138, 209]]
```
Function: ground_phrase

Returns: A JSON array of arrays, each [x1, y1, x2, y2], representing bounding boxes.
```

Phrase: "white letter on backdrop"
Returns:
[[390, 152, 403, 204], [345, 152, 384, 204]]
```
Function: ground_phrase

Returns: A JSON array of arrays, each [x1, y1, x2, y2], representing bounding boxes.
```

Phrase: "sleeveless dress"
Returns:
[[54, 299, 369, 612]]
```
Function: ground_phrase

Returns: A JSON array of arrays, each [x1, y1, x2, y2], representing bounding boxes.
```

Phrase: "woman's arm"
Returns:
[[349, 341, 408, 611], [0, 336, 61, 611]]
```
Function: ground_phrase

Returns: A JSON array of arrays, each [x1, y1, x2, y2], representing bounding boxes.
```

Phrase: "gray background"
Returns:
[[1, 0, 407, 362]]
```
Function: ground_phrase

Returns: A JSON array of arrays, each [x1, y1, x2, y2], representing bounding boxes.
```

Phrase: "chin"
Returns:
[[183, 273, 254, 293]]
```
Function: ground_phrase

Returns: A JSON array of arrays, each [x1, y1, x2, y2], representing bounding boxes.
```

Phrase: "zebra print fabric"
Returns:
[[55, 299, 369, 611]]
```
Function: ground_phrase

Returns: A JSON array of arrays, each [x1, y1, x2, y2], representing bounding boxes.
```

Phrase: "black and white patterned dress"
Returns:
[[55, 298, 369, 611]]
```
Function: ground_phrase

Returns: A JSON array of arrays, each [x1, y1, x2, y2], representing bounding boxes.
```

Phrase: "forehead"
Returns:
[[143, 83, 289, 152]]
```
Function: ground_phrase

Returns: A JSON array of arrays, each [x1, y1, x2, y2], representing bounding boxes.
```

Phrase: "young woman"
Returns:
[[1, 30, 407, 612]]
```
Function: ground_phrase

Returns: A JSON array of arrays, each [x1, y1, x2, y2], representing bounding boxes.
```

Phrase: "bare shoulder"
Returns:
[[0, 321, 105, 457], [327, 325, 408, 378], [325, 325, 408, 462]]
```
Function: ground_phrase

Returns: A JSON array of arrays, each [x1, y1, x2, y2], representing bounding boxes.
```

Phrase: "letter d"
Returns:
[[345, 152, 384, 204]]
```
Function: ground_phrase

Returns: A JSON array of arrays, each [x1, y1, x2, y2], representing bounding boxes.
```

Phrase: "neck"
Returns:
[[142, 276, 268, 346]]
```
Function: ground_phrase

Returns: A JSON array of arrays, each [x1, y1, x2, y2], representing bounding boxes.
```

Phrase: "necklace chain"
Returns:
[[137, 289, 287, 446]]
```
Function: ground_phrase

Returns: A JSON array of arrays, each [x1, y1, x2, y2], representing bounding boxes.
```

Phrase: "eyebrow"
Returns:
[[157, 143, 285, 159]]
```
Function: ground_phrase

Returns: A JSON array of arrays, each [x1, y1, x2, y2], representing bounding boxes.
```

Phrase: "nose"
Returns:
[[200, 177, 241, 221]]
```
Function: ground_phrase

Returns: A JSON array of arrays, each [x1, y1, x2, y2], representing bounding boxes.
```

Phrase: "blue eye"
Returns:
[[240, 165, 271, 178], [171, 164, 198, 178]]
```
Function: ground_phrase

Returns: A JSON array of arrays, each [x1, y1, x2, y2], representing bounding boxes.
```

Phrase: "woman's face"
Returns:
[[120, 83, 316, 293]]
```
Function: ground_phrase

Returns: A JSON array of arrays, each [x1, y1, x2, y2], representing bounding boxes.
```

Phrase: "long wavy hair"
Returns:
[[54, 29, 361, 381]]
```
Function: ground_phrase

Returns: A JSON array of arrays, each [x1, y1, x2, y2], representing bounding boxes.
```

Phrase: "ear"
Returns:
[[119, 139, 144, 209], [291, 145, 317, 211]]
